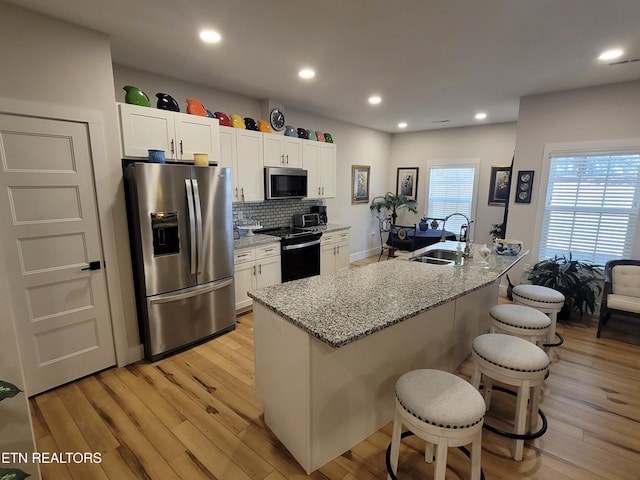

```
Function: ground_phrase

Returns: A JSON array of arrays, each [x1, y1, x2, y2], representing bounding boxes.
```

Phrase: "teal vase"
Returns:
[[123, 85, 150, 107]]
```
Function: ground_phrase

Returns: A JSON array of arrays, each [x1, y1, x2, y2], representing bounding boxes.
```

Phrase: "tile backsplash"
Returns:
[[232, 199, 324, 229]]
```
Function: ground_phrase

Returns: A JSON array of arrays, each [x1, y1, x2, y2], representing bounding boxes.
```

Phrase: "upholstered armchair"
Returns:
[[597, 259, 640, 337]]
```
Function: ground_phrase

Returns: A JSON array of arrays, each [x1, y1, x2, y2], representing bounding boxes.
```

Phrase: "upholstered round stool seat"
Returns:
[[512, 284, 565, 346], [388, 369, 486, 480], [471, 334, 549, 461], [512, 285, 565, 308], [489, 304, 552, 345], [396, 370, 486, 428]]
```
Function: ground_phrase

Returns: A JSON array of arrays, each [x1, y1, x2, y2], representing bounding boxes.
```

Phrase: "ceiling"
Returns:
[[9, 0, 640, 132]]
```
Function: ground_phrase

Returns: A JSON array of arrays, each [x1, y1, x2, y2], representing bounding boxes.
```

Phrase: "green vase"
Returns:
[[123, 85, 150, 107]]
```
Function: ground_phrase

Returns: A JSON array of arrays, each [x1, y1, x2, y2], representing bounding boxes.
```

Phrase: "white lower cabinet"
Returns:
[[234, 242, 281, 311], [320, 230, 350, 275]]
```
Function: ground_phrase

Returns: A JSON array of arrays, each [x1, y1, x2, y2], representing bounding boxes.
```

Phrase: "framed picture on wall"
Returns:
[[352, 165, 370, 204], [488, 165, 511, 205], [514, 170, 534, 203], [396, 167, 419, 201]]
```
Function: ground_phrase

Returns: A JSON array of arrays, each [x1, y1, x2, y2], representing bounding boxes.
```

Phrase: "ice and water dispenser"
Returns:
[[150, 212, 180, 256]]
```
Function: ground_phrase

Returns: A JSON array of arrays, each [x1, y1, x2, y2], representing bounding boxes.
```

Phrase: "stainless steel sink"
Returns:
[[409, 249, 458, 265], [423, 249, 458, 261], [411, 256, 453, 265]]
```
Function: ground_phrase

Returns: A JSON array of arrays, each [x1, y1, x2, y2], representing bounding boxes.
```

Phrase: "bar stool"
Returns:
[[489, 304, 551, 346], [387, 369, 486, 480], [512, 284, 564, 346], [471, 334, 549, 461]]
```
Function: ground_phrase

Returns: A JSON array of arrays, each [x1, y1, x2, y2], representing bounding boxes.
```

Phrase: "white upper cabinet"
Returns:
[[263, 134, 302, 168], [119, 103, 220, 163], [304, 140, 336, 199], [219, 126, 264, 202]]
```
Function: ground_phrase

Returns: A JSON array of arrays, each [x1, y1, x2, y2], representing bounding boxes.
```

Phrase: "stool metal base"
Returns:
[[481, 385, 548, 440], [385, 431, 486, 480]]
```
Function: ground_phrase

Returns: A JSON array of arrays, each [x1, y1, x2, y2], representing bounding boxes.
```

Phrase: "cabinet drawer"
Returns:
[[337, 231, 350, 242], [321, 233, 336, 245], [234, 248, 255, 265], [256, 243, 281, 259]]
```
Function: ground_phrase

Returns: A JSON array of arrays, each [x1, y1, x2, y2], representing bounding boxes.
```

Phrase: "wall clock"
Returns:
[[515, 170, 534, 203], [269, 108, 285, 131]]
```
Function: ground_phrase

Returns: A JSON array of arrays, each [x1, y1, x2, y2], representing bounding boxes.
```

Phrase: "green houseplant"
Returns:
[[0, 380, 30, 479], [369, 192, 418, 224], [527, 253, 603, 318]]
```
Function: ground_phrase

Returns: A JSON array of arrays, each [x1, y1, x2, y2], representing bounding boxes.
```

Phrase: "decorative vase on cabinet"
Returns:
[[123, 85, 150, 107]]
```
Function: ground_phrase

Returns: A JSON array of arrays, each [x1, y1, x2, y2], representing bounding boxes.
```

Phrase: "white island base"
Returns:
[[253, 281, 498, 474]]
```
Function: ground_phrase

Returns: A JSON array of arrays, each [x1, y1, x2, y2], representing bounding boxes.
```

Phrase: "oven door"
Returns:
[[281, 236, 321, 282]]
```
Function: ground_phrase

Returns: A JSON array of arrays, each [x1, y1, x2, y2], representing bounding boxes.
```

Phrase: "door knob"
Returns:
[[82, 261, 102, 271]]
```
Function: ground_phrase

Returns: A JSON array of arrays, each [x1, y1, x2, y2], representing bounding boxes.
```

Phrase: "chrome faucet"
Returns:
[[440, 213, 474, 257]]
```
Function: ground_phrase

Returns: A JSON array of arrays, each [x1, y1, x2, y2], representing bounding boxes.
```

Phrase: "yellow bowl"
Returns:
[[194, 153, 208, 166]]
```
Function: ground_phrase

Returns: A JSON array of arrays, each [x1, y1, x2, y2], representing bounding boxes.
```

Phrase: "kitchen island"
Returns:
[[248, 242, 527, 474]]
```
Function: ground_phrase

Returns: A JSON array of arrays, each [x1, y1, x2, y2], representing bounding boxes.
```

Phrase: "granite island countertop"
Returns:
[[248, 241, 528, 348]]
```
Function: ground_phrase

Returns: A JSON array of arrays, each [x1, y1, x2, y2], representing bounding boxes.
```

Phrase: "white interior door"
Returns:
[[0, 113, 116, 395]]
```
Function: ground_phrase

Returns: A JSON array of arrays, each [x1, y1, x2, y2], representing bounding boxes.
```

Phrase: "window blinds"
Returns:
[[427, 166, 476, 233], [539, 153, 640, 265]]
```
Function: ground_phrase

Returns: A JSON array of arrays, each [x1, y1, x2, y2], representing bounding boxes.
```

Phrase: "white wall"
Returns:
[[507, 80, 640, 281], [112, 65, 393, 260], [0, 2, 135, 361], [388, 123, 518, 245]]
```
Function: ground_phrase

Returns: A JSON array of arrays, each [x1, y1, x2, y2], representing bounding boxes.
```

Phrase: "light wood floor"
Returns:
[[31, 255, 640, 479]]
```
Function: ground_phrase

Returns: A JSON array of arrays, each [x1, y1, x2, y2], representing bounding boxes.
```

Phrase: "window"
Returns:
[[539, 152, 640, 265], [425, 161, 478, 235]]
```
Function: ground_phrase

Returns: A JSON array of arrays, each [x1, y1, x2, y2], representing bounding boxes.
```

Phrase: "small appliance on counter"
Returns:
[[310, 205, 327, 224], [293, 213, 320, 228]]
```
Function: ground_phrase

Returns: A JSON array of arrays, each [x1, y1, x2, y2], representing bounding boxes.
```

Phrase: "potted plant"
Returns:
[[0, 380, 30, 479], [489, 223, 505, 240], [369, 192, 418, 224], [527, 253, 603, 318]]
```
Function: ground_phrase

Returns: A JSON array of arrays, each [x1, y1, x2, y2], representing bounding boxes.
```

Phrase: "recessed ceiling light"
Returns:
[[398, 122, 407, 129], [199, 29, 221, 44], [298, 68, 315, 79], [599, 49, 624, 61], [368, 96, 382, 105], [475, 112, 487, 120]]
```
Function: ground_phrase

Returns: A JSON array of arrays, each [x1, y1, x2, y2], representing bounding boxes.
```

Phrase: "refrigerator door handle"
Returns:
[[185, 179, 197, 274], [149, 277, 233, 305], [192, 178, 204, 274]]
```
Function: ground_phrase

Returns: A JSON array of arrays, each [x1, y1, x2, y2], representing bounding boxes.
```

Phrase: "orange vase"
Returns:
[[186, 98, 207, 116]]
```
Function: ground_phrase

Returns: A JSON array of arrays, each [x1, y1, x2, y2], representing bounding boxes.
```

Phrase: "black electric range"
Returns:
[[259, 226, 323, 240], [258, 227, 323, 282]]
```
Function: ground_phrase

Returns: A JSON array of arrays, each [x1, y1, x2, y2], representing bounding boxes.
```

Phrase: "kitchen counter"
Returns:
[[233, 224, 350, 251], [249, 241, 527, 347], [233, 233, 279, 250], [250, 242, 527, 474]]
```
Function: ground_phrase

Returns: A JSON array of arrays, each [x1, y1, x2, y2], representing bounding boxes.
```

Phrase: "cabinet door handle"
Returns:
[[318, 187, 321, 195], [322, 187, 325, 195], [235, 187, 238, 198], [253, 265, 256, 276], [258, 264, 262, 275], [281, 154, 285, 164], [241, 187, 245, 202], [286, 154, 289, 164], [171, 139, 175, 155], [180, 140, 183, 156]]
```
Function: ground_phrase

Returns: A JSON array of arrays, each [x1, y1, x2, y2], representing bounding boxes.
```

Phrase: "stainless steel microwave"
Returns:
[[264, 167, 308, 200]]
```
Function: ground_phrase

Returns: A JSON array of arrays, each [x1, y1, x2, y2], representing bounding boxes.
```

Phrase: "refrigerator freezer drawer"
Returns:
[[145, 277, 235, 361]]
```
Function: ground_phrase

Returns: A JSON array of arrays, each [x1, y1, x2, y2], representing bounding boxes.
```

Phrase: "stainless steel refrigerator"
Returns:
[[124, 162, 235, 361]]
